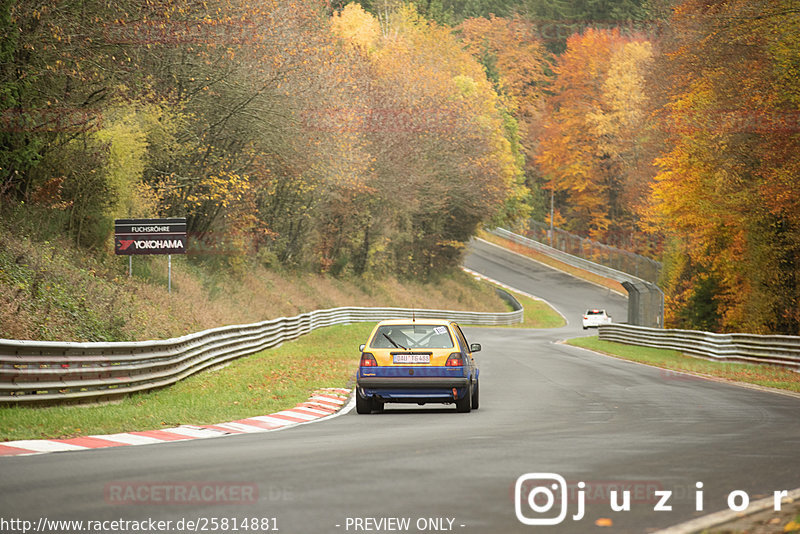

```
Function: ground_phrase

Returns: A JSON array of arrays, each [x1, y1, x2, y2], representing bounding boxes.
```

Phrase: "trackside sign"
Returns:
[[114, 218, 187, 255]]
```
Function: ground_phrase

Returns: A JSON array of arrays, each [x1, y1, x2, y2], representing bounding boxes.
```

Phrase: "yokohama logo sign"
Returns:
[[115, 218, 187, 256], [116, 238, 186, 252]]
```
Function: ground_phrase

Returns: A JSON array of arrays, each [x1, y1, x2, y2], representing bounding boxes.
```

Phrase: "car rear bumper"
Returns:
[[357, 366, 469, 387], [583, 321, 611, 327], [357, 376, 470, 388], [357, 366, 472, 402]]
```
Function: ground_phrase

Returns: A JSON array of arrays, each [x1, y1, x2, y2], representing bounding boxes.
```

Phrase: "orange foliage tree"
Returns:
[[535, 28, 654, 243], [328, 4, 525, 276], [458, 14, 550, 220], [645, 0, 800, 334]]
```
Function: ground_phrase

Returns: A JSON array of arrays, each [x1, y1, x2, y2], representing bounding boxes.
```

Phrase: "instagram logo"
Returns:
[[514, 472, 794, 526], [514, 473, 569, 525]]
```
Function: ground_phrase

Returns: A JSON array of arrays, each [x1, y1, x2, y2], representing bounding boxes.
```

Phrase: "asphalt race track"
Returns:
[[1, 239, 798, 534]]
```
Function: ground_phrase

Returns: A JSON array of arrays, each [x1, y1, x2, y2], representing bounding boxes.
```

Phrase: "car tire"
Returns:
[[356, 393, 372, 414], [456, 383, 472, 413], [373, 399, 385, 413], [471, 379, 480, 410]]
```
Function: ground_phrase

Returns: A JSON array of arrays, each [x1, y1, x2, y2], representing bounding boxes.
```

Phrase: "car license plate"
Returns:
[[393, 353, 430, 364]]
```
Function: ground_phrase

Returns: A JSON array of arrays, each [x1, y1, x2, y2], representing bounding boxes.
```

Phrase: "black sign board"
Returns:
[[114, 218, 187, 255]]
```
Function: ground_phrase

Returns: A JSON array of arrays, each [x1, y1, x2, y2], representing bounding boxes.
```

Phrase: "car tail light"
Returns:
[[360, 353, 378, 367], [446, 353, 464, 367]]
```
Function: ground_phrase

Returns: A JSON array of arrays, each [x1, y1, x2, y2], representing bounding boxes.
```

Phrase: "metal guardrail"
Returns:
[[491, 227, 634, 284], [487, 229, 799, 370], [520, 219, 662, 284], [598, 323, 800, 370], [0, 292, 523, 404], [489, 227, 665, 328]]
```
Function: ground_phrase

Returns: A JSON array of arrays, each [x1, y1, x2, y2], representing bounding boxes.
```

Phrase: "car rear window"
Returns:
[[586, 310, 605, 315], [370, 324, 454, 349]]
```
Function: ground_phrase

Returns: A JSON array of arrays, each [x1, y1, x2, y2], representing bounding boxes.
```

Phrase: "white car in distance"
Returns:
[[582, 309, 612, 330]]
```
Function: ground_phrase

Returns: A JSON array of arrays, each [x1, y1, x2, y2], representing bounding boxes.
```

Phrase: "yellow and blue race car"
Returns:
[[356, 318, 481, 414]]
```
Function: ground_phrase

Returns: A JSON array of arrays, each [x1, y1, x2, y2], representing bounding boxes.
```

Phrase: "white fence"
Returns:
[[598, 323, 800, 370], [1, 297, 522, 404]]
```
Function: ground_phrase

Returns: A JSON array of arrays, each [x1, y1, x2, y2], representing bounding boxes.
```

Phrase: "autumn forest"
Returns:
[[1, 0, 799, 335]]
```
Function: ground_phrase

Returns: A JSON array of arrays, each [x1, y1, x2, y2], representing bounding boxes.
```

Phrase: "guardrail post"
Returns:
[[620, 281, 664, 328], [622, 281, 641, 325]]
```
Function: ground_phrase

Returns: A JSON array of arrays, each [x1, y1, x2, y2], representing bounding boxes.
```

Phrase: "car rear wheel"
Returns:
[[356, 393, 372, 414], [456, 383, 472, 413], [471, 379, 480, 410]]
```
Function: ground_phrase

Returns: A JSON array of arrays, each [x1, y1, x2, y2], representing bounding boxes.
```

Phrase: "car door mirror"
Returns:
[[470, 343, 481, 353], [359, 344, 366, 352]]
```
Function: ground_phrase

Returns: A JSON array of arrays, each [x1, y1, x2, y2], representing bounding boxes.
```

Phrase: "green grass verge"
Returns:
[[503, 290, 566, 329], [568, 336, 800, 393], [0, 323, 374, 442]]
